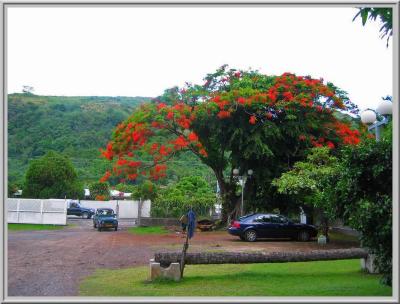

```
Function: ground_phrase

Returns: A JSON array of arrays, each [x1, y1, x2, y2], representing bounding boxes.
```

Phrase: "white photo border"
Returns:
[[1, 1, 398, 303]]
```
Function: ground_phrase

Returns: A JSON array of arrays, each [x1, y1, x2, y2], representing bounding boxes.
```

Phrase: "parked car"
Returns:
[[228, 213, 318, 242], [93, 208, 118, 231], [67, 201, 95, 219]]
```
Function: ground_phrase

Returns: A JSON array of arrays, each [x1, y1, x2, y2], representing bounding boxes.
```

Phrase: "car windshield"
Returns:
[[98, 210, 114, 216]]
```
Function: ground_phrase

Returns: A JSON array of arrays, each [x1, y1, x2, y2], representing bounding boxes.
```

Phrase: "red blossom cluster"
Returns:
[[100, 71, 361, 184], [149, 164, 167, 180], [99, 170, 111, 183], [99, 99, 209, 182], [334, 122, 361, 145]]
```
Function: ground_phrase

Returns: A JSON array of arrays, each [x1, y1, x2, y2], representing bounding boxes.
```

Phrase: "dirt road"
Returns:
[[7, 220, 358, 296]]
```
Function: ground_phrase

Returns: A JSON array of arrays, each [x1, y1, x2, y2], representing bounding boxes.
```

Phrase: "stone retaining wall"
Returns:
[[140, 217, 179, 227]]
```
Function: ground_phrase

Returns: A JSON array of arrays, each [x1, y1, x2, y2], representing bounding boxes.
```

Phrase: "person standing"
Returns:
[[179, 213, 188, 236]]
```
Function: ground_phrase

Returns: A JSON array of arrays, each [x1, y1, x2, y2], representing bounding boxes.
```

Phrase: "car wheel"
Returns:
[[82, 212, 88, 219], [114, 226, 118, 231], [298, 230, 310, 242], [97, 226, 102, 232], [244, 229, 257, 242], [93, 222, 97, 228]]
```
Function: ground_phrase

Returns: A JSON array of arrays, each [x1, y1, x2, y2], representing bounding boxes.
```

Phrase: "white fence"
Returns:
[[7, 198, 67, 225], [79, 200, 151, 219], [7, 199, 151, 225]]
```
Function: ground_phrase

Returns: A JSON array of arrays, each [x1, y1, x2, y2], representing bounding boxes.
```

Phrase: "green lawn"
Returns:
[[8, 223, 70, 231], [127, 226, 169, 235], [79, 259, 391, 296]]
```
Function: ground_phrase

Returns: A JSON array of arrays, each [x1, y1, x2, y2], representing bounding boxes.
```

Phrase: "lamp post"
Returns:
[[360, 99, 392, 142], [233, 168, 253, 217]]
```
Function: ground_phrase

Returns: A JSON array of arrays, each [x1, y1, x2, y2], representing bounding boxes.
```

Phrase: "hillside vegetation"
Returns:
[[8, 93, 214, 187]]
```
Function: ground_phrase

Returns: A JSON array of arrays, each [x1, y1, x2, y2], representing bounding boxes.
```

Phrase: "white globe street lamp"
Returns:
[[360, 110, 377, 125], [233, 168, 253, 216], [360, 100, 392, 142], [376, 99, 393, 116]]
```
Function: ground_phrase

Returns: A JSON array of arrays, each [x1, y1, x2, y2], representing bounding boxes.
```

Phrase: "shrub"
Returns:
[[152, 176, 215, 218], [328, 139, 392, 285], [89, 181, 110, 201], [23, 151, 83, 199]]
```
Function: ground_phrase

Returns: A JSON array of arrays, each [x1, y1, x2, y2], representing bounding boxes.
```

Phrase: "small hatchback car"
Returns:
[[228, 213, 317, 242], [93, 208, 118, 231]]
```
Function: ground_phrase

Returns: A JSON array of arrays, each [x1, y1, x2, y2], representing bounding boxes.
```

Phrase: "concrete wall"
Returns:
[[140, 217, 180, 227], [79, 200, 151, 219], [7, 198, 67, 225]]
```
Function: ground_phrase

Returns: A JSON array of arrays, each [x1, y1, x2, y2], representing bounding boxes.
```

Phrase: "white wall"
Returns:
[[7, 199, 151, 224], [79, 200, 151, 218], [7, 198, 67, 225]]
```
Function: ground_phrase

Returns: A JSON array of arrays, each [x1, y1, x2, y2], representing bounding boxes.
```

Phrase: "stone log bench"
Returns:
[[149, 248, 375, 281]]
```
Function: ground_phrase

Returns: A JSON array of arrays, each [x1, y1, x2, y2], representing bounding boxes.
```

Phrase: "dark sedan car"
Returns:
[[67, 201, 95, 219], [228, 213, 317, 242], [93, 208, 118, 231]]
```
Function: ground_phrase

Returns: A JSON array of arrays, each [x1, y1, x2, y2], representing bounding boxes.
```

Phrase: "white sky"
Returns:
[[7, 6, 393, 111]]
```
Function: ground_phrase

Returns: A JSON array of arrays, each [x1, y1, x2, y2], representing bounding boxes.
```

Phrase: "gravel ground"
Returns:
[[7, 219, 359, 296]]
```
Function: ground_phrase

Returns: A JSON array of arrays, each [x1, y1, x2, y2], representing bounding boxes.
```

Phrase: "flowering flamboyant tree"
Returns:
[[100, 66, 363, 223]]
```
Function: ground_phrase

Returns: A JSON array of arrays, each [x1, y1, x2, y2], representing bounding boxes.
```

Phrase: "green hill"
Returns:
[[7, 93, 215, 188], [9, 93, 358, 190], [8, 94, 146, 184]]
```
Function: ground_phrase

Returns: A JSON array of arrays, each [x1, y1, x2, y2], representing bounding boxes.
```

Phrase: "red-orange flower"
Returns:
[[199, 148, 208, 157], [188, 132, 199, 142], [156, 103, 167, 110], [237, 97, 246, 105], [128, 173, 138, 180], [326, 141, 335, 149], [99, 170, 111, 183], [173, 136, 189, 148], [298, 134, 306, 141], [249, 115, 257, 125], [132, 131, 141, 142], [128, 161, 141, 167], [217, 111, 231, 119]]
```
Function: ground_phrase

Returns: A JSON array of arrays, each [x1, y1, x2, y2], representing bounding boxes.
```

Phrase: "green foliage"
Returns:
[[115, 180, 158, 201], [272, 147, 339, 213], [274, 138, 393, 285], [8, 182, 20, 197], [152, 176, 215, 218], [353, 8, 392, 46], [124, 180, 158, 201], [8, 93, 214, 187], [7, 94, 146, 184], [22, 151, 83, 199], [153, 66, 361, 221], [89, 181, 110, 200], [327, 139, 392, 285], [272, 147, 341, 237], [137, 180, 157, 201]]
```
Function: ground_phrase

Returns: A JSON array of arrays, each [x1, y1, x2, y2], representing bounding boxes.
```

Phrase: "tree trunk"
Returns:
[[215, 169, 233, 225], [321, 214, 330, 242], [137, 198, 142, 226], [154, 248, 367, 267]]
